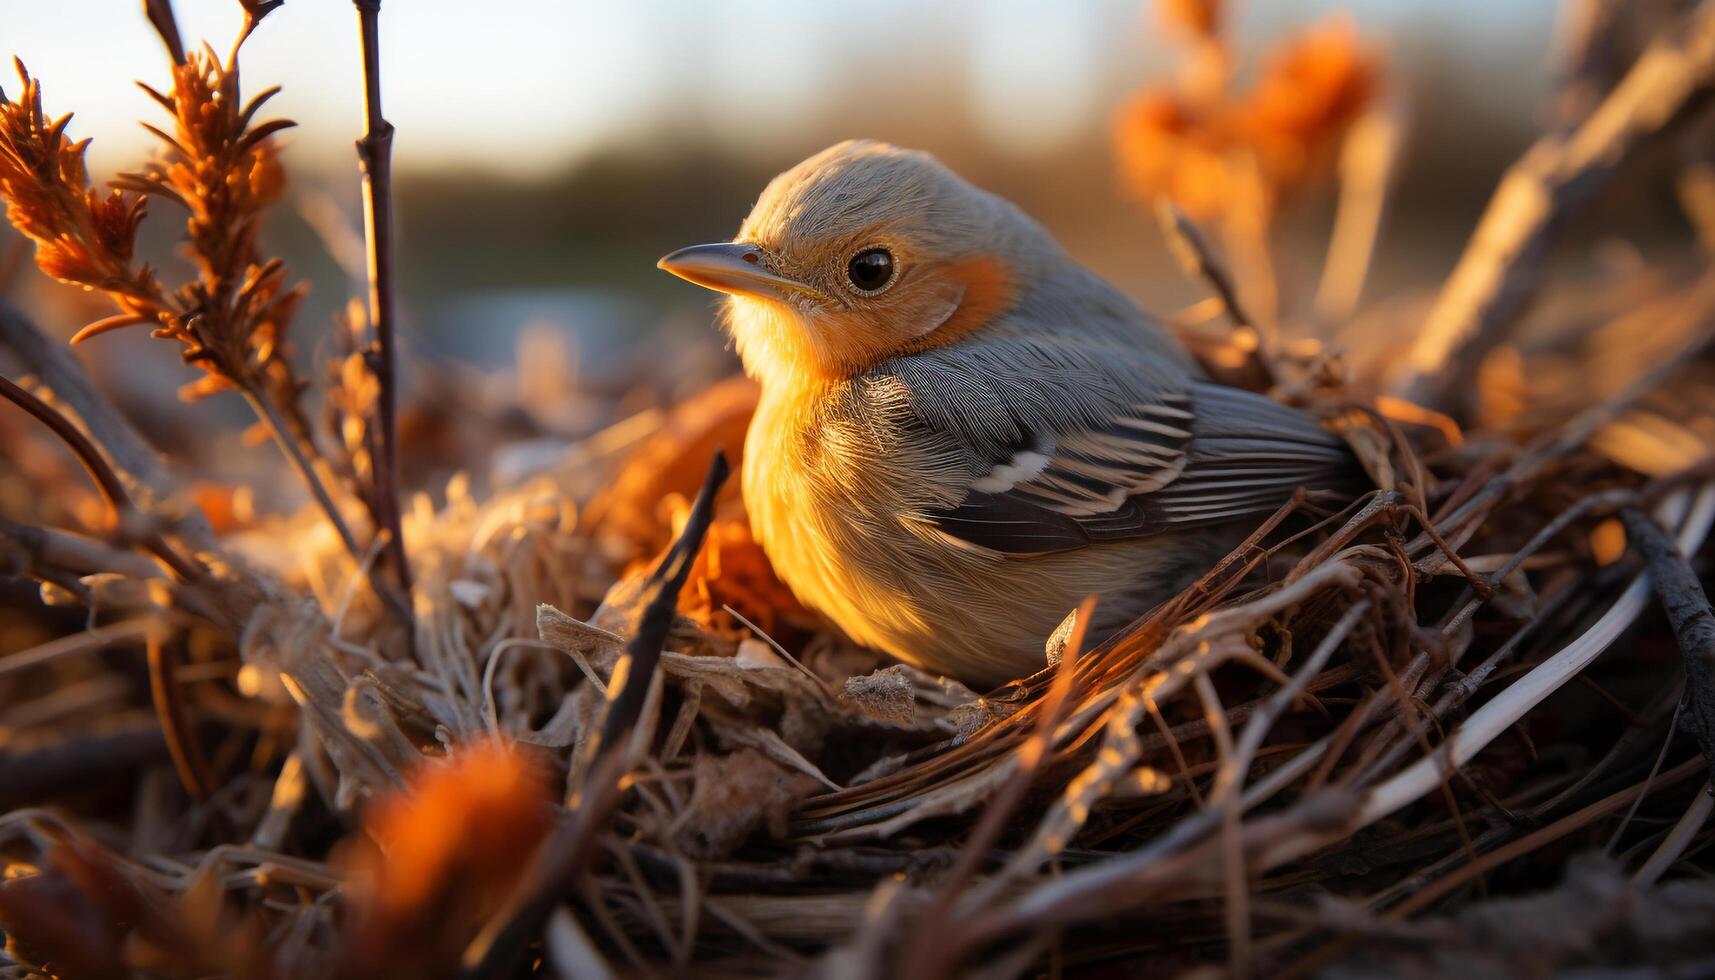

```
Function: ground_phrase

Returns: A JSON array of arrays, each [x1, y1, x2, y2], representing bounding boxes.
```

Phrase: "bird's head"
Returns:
[[658, 140, 1048, 389]]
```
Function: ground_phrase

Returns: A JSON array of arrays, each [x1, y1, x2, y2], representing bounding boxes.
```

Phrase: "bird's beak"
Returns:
[[657, 242, 821, 301]]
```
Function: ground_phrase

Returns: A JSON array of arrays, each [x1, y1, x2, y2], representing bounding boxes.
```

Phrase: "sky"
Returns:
[[4, 0, 1559, 179]]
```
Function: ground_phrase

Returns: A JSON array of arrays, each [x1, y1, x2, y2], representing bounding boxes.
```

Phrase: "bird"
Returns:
[[657, 140, 1355, 688]]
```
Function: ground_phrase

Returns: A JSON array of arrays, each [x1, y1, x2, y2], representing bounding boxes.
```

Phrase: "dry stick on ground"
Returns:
[[351, 0, 411, 605], [460, 451, 730, 980], [0, 516, 163, 584], [901, 598, 1092, 980], [0, 374, 217, 801], [1393, 1, 1715, 411], [1620, 506, 1715, 786], [144, 622, 214, 801]]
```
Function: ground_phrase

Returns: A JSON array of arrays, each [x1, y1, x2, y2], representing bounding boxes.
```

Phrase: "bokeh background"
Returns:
[[3, 0, 1680, 472]]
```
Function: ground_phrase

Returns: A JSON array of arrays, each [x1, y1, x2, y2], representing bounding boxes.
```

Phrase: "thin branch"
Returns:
[[0, 373, 203, 583], [1386, 757, 1704, 919], [1622, 506, 1715, 787], [1393, 0, 1715, 410], [1154, 195, 1275, 392], [240, 386, 411, 623], [1277, 485, 1715, 866], [0, 516, 164, 582], [1156, 197, 1257, 332], [1633, 781, 1713, 885], [0, 299, 217, 552], [145, 622, 214, 801], [901, 596, 1092, 980], [240, 388, 360, 561], [1316, 105, 1401, 321], [351, 0, 411, 605]]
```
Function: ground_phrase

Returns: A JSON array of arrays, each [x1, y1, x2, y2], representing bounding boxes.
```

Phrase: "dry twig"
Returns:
[[1394, 1, 1715, 409]]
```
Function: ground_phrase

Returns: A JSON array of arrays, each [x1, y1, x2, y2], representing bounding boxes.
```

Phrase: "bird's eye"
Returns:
[[845, 248, 895, 293]]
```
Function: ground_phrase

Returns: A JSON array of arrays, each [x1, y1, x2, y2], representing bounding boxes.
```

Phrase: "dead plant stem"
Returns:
[[352, 0, 411, 604]]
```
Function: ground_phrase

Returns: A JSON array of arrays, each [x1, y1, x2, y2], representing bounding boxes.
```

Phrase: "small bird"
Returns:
[[659, 140, 1353, 687]]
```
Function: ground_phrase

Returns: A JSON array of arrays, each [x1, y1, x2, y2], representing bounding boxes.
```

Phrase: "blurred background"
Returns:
[[3, 0, 1684, 472]]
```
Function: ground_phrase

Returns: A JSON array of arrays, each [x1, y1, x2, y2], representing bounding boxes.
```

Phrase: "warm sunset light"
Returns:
[[1, 1, 1711, 977]]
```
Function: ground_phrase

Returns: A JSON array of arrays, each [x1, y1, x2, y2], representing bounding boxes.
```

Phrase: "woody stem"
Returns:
[[352, 0, 412, 608]]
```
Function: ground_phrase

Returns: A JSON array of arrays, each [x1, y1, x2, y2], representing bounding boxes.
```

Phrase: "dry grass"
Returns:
[[2, 1, 1715, 977]]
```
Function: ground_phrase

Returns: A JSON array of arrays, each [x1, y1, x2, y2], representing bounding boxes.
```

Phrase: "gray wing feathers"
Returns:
[[885, 336, 1190, 450], [877, 337, 1353, 555], [1146, 382, 1352, 525]]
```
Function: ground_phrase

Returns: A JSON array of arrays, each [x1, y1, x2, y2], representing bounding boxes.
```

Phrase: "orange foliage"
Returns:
[[191, 481, 257, 533], [1114, 9, 1380, 221], [586, 376, 814, 642], [0, 53, 304, 406], [1241, 17, 1379, 191], [1114, 88, 1248, 222], [669, 507, 810, 638], [1157, 0, 1221, 40], [586, 375, 759, 559], [337, 740, 553, 980]]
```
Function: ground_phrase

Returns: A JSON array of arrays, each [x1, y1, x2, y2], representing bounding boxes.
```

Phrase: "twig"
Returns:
[[1316, 104, 1401, 321], [0, 725, 173, 809], [1152, 195, 1275, 391], [1387, 757, 1704, 919], [0, 618, 153, 679], [0, 373, 203, 583], [1228, 600, 1372, 791], [0, 516, 163, 582], [1197, 672, 1250, 977], [595, 456, 728, 754], [240, 390, 356, 564], [1270, 485, 1715, 869], [1393, 1, 1715, 409], [0, 299, 216, 552], [1549, 0, 1638, 131], [1156, 197, 1258, 333], [145, 622, 214, 801], [1282, 757, 1707, 977], [241, 386, 413, 624], [1414, 283, 1715, 551], [1621, 506, 1715, 786], [1, 376, 216, 809], [1633, 781, 1713, 885], [460, 451, 730, 980], [900, 597, 1092, 980], [351, 0, 411, 604]]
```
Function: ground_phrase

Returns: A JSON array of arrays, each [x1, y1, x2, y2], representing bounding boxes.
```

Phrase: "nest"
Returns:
[[3, 2, 1715, 978]]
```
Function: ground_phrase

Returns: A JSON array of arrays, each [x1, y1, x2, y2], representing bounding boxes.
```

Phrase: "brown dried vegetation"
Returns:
[[1, 1, 1714, 978]]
